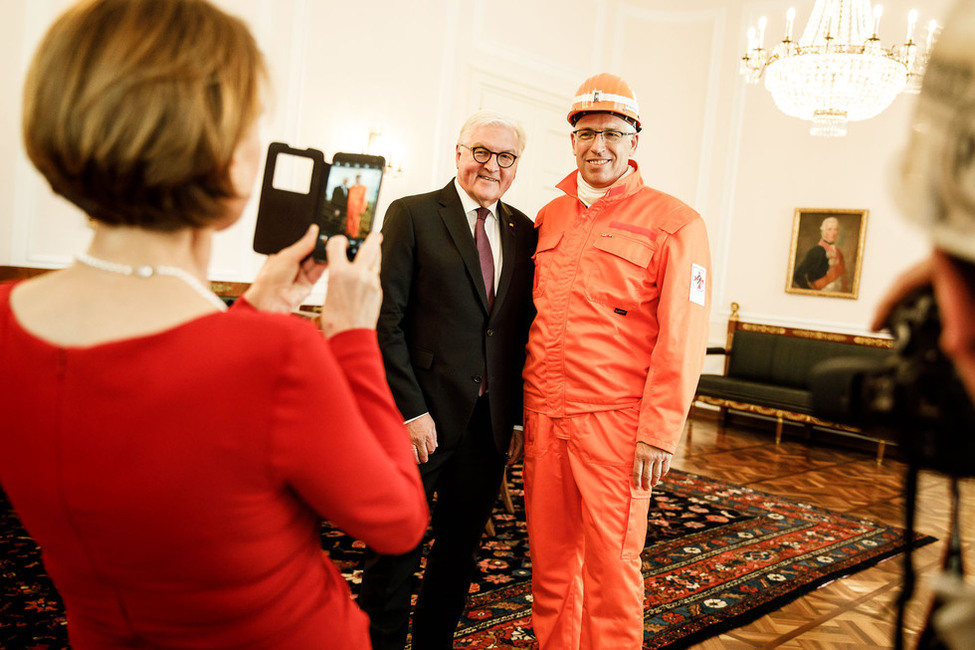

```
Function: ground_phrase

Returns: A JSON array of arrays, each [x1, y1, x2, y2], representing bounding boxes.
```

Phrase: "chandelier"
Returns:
[[740, 0, 939, 136]]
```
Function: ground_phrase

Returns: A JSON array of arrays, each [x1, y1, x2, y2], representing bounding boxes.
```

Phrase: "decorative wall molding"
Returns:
[[712, 304, 893, 339], [469, 0, 608, 87], [612, 6, 728, 212], [464, 66, 574, 217]]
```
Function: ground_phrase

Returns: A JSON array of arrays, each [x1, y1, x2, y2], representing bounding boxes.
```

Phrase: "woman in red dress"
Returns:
[[0, 1, 427, 648]]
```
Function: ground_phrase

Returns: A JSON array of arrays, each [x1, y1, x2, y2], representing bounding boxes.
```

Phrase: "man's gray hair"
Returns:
[[458, 109, 527, 155]]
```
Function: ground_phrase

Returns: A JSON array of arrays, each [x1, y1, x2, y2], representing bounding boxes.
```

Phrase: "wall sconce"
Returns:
[[367, 128, 404, 177]]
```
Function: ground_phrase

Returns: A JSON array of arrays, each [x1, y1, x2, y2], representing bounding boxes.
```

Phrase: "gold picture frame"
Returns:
[[786, 208, 868, 299]]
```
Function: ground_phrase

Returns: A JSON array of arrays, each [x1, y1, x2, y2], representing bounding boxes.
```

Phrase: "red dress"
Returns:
[[0, 282, 427, 649]]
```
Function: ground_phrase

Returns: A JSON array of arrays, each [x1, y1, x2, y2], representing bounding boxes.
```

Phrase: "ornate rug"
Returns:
[[2, 468, 933, 649]]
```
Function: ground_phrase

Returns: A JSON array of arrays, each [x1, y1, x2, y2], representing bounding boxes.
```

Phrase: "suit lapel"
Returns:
[[439, 182, 491, 312], [494, 202, 518, 311]]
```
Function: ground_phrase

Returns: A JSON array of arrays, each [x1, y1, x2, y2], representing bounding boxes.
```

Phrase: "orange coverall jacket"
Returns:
[[523, 162, 711, 454]]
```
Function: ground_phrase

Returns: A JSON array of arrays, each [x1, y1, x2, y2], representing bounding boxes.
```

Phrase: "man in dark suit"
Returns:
[[326, 177, 349, 236], [331, 176, 350, 214], [358, 110, 536, 650]]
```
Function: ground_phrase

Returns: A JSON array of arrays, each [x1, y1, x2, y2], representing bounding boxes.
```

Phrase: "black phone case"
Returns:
[[252, 142, 331, 262], [330, 152, 386, 169]]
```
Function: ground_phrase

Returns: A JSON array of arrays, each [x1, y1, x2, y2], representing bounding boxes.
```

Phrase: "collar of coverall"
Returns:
[[558, 159, 642, 204]]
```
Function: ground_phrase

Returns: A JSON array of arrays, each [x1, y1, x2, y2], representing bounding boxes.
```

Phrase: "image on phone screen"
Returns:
[[323, 153, 386, 244]]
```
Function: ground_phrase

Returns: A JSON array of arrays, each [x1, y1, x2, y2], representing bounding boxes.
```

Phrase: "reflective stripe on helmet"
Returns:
[[572, 91, 640, 116]]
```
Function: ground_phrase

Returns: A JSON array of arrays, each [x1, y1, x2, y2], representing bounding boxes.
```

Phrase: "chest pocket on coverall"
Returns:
[[585, 231, 655, 310], [532, 231, 563, 299]]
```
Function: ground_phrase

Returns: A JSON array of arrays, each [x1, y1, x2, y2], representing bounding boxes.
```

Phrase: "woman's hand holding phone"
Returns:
[[319, 231, 383, 337], [244, 224, 327, 313]]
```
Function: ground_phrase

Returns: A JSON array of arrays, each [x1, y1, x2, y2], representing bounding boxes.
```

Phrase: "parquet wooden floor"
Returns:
[[677, 408, 975, 649]]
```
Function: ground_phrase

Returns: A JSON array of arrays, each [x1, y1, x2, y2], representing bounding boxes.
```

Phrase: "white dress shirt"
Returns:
[[454, 178, 503, 287]]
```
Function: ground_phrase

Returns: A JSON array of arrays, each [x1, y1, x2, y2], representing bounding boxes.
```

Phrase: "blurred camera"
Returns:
[[809, 286, 975, 476]]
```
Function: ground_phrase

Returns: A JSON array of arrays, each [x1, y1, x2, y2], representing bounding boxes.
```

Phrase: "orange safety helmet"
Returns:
[[567, 73, 641, 131]]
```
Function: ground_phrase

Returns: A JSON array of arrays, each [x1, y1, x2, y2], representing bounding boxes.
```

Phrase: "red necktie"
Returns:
[[474, 207, 495, 311], [474, 207, 494, 395]]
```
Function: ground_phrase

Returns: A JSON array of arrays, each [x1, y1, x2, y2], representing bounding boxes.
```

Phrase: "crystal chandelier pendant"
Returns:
[[740, 0, 940, 136]]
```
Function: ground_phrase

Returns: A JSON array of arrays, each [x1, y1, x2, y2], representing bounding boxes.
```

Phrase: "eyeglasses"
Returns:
[[460, 144, 518, 169], [572, 129, 636, 144]]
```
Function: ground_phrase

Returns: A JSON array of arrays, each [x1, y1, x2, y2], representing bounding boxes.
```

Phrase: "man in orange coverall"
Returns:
[[346, 173, 367, 237], [522, 72, 712, 649]]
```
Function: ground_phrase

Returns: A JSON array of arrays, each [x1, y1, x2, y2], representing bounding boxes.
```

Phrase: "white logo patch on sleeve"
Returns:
[[690, 263, 706, 306]]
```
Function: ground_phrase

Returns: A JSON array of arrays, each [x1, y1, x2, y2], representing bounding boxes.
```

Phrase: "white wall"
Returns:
[[727, 0, 950, 336], [0, 0, 954, 341]]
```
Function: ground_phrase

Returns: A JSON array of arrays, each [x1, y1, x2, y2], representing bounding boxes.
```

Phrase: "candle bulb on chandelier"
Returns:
[[785, 8, 796, 41], [872, 5, 883, 37], [747, 26, 756, 51], [926, 19, 938, 52], [757, 16, 767, 49], [906, 9, 917, 42]]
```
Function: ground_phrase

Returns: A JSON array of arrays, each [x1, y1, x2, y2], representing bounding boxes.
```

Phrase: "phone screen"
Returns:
[[322, 153, 386, 244]]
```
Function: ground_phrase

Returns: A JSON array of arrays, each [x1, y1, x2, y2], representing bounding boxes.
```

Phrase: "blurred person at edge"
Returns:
[[0, 0, 427, 648], [522, 72, 712, 649], [871, 1, 975, 648]]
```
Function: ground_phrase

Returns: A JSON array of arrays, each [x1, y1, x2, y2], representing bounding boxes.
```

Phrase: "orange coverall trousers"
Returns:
[[524, 408, 650, 649]]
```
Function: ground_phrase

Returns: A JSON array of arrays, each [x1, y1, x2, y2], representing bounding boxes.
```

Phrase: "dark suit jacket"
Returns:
[[378, 180, 536, 454], [793, 243, 828, 289], [331, 185, 348, 215]]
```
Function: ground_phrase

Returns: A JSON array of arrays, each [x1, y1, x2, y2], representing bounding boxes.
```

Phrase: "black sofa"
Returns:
[[694, 303, 894, 461]]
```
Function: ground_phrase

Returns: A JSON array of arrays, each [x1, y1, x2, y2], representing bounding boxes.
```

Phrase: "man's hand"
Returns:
[[408, 413, 438, 464], [633, 442, 672, 491], [506, 429, 524, 466], [243, 225, 327, 313]]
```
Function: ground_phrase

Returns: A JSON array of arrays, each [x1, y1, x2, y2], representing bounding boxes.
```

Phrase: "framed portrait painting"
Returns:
[[786, 208, 868, 299]]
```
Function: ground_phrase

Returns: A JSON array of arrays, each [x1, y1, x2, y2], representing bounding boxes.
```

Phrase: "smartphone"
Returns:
[[324, 153, 386, 259], [252, 144, 386, 262], [252, 142, 331, 261]]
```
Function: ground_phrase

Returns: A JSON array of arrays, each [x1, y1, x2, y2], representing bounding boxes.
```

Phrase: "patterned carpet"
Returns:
[[1, 468, 933, 649]]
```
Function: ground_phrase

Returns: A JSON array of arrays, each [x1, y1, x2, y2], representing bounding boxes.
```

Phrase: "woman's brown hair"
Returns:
[[22, 0, 266, 231]]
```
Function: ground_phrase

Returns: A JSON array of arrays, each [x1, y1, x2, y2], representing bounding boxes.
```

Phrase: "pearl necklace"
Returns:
[[75, 253, 227, 311]]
